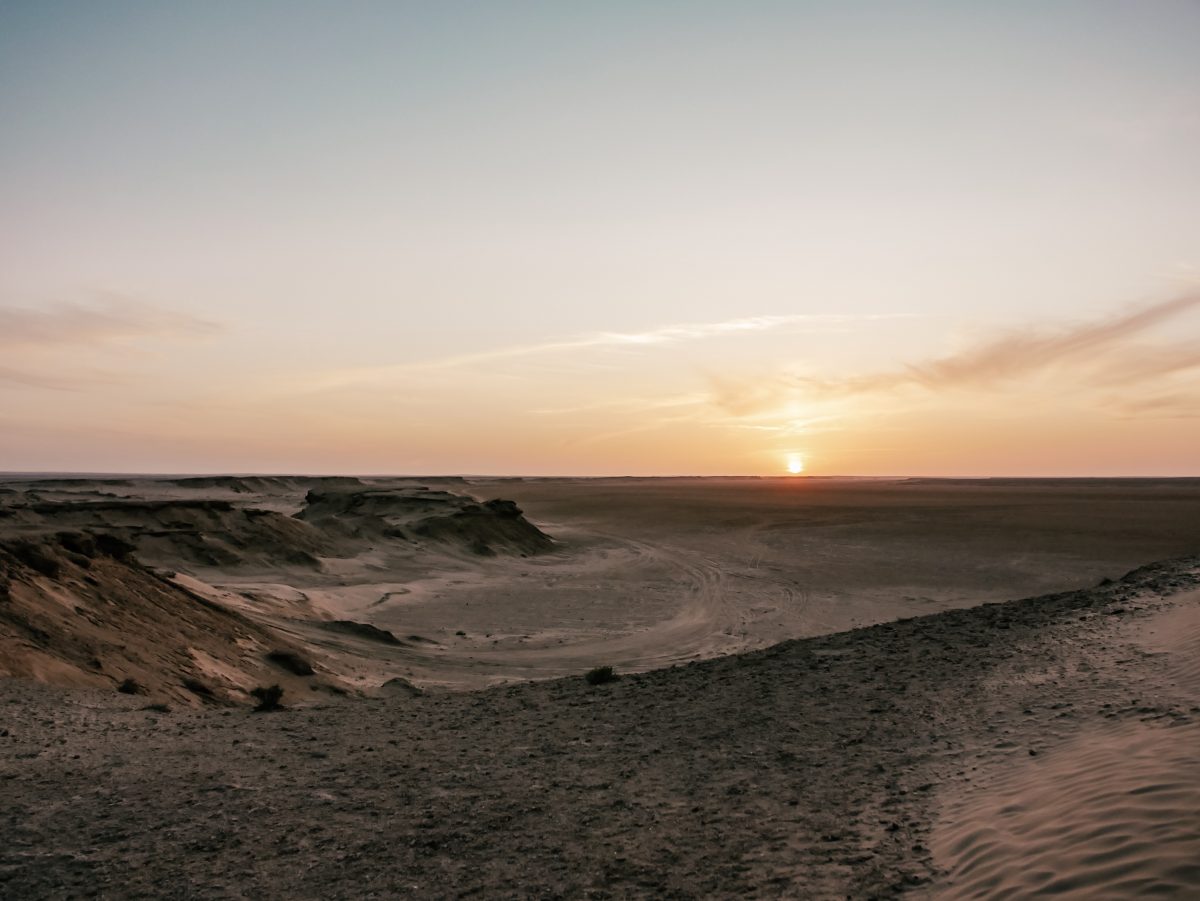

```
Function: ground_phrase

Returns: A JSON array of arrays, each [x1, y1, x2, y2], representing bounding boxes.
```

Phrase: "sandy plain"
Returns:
[[1, 475, 1199, 897]]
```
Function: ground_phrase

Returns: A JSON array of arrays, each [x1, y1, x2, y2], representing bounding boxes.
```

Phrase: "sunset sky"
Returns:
[[2, 1, 1199, 476]]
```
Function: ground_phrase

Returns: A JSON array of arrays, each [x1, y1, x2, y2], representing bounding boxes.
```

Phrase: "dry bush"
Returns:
[[251, 685, 285, 712], [585, 665, 619, 686]]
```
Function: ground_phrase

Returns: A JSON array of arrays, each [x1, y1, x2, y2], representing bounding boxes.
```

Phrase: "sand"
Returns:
[[1, 475, 1199, 897], [930, 590, 1200, 898]]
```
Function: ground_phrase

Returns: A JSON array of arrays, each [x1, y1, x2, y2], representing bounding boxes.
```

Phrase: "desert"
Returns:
[[5, 3, 1200, 897], [2, 474, 1199, 897]]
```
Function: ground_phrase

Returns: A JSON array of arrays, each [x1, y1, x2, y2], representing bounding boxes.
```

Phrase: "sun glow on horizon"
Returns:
[[787, 454, 805, 474]]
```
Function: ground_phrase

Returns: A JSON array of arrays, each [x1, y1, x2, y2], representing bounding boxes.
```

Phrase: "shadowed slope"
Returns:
[[0, 535, 345, 706]]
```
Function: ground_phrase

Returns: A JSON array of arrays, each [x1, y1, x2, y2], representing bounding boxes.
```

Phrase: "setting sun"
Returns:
[[787, 454, 804, 474]]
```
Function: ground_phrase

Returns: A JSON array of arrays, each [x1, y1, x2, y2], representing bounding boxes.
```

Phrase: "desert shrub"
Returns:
[[266, 650, 314, 675], [251, 684, 285, 712], [584, 665, 619, 686], [117, 678, 142, 695], [142, 703, 171, 713]]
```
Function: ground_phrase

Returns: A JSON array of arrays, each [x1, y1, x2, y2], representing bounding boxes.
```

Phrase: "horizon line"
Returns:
[[2, 471, 1199, 481]]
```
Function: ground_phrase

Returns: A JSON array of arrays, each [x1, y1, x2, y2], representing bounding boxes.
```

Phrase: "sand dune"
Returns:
[[933, 719, 1200, 897], [932, 590, 1200, 898]]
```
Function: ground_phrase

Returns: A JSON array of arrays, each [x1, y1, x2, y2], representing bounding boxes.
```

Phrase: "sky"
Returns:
[[1, 0, 1198, 476]]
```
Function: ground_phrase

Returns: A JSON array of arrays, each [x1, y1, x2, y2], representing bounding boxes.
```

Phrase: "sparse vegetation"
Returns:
[[141, 703, 171, 713], [251, 684, 285, 712], [585, 665, 619, 686], [117, 678, 142, 695]]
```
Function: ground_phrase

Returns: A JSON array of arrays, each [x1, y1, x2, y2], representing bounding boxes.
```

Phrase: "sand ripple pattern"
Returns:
[[1138, 590, 1200, 694], [933, 719, 1200, 898]]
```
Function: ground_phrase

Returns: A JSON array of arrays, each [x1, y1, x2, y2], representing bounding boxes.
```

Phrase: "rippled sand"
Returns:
[[932, 593, 1200, 899]]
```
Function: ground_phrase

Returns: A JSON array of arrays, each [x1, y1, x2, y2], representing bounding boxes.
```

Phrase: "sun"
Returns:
[[786, 453, 804, 474]]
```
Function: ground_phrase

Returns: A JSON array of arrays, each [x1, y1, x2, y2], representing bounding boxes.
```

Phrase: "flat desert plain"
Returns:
[[2, 475, 1199, 897]]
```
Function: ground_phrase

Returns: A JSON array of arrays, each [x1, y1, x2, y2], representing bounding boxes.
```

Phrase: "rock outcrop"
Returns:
[[297, 488, 554, 556], [0, 498, 331, 570]]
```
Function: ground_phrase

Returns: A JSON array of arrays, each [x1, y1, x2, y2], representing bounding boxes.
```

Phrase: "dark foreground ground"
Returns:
[[2, 556, 1198, 899]]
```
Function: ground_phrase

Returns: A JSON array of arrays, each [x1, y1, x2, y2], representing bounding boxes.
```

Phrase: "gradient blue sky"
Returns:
[[2, 1, 1198, 474]]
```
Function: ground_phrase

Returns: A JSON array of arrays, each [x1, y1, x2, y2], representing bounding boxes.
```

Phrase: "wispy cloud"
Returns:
[[528, 392, 709, 417], [710, 292, 1200, 421], [899, 293, 1200, 391], [0, 365, 84, 390], [1108, 392, 1200, 419], [0, 295, 221, 349], [0, 295, 224, 389], [294, 312, 905, 392]]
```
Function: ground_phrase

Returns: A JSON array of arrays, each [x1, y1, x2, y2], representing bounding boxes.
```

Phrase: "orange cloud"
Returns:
[[712, 292, 1200, 419]]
